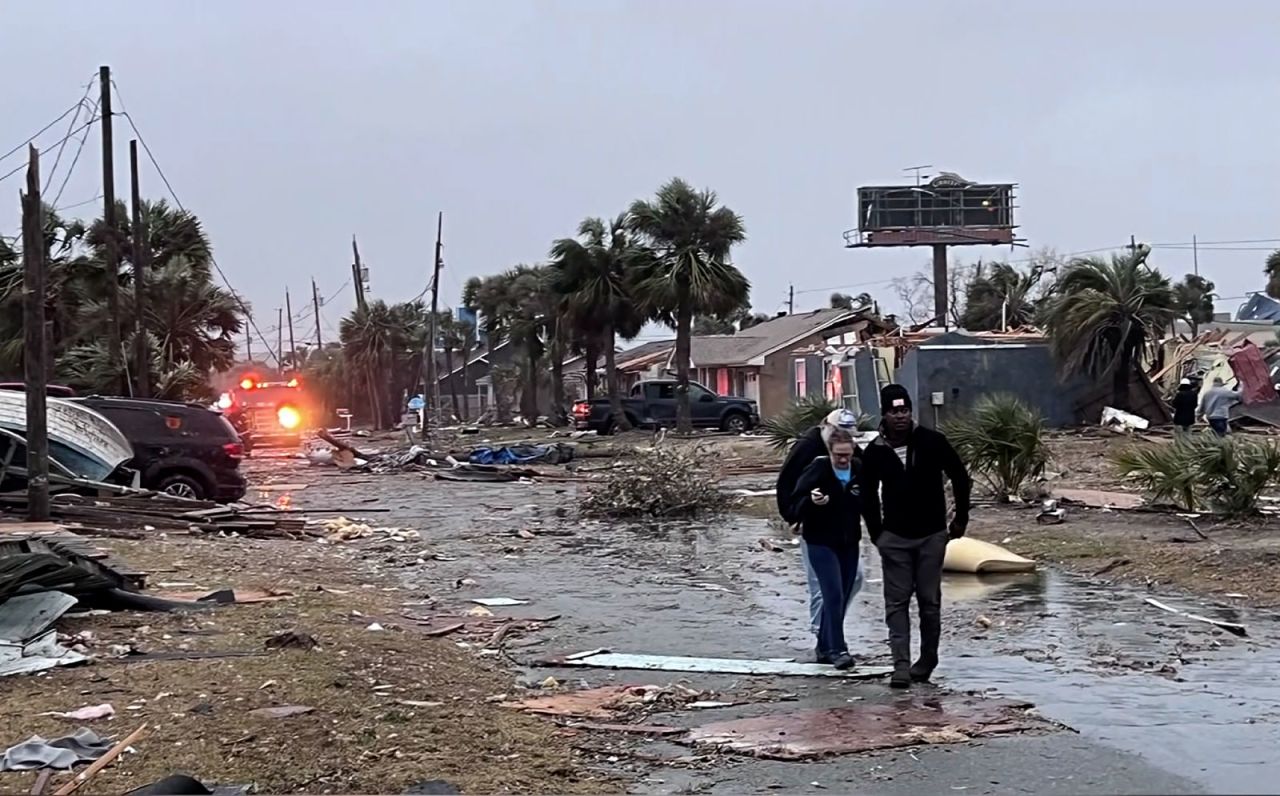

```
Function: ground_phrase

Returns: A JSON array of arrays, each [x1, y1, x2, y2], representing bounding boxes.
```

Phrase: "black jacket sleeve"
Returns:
[[938, 433, 972, 522], [776, 429, 822, 522], [791, 458, 827, 523], [859, 450, 883, 542]]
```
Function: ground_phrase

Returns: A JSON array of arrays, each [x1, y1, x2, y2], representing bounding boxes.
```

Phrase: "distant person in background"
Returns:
[[1172, 378, 1198, 434], [1198, 377, 1241, 437], [775, 408, 865, 661], [861, 384, 971, 689], [791, 426, 864, 669]]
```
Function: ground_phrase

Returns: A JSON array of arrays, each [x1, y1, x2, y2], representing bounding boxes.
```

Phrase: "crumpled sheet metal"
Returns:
[[0, 727, 114, 771], [684, 696, 1049, 760]]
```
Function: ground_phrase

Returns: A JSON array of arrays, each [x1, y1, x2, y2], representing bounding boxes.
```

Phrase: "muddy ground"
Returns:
[[4, 428, 1280, 794]]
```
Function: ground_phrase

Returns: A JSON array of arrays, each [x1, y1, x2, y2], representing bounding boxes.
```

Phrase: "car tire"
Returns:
[[158, 473, 207, 501], [721, 412, 749, 434]]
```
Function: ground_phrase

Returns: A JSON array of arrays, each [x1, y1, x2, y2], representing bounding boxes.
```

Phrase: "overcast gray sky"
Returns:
[[4, 0, 1280, 347]]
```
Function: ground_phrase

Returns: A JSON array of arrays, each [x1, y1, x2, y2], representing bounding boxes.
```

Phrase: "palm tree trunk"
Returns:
[[459, 339, 471, 421], [445, 346, 460, 422], [365, 363, 382, 429], [1114, 344, 1133, 411], [584, 337, 598, 400], [550, 321, 567, 426], [604, 320, 630, 431], [675, 282, 693, 433], [523, 340, 540, 422]]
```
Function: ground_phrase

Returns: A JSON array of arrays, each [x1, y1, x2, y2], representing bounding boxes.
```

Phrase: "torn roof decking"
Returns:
[[0, 529, 145, 599]]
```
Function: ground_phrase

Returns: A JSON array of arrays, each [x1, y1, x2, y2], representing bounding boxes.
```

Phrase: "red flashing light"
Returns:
[[287, 378, 299, 388], [239, 378, 255, 391]]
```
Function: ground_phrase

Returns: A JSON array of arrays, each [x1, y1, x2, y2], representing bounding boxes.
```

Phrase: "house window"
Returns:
[[794, 359, 807, 396]]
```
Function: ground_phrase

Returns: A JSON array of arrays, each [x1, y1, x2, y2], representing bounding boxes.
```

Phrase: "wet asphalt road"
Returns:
[[277, 466, 1280, 794]]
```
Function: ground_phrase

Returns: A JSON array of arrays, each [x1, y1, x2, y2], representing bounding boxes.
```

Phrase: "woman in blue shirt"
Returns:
[[791, 427, 864, 669]]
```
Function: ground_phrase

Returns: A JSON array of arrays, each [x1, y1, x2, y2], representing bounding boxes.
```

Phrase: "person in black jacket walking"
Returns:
[[775, 409, 864, 658], [791, 426, 864, 669], [861, 384, 972, 688], [1172, 378, 1197, 433]]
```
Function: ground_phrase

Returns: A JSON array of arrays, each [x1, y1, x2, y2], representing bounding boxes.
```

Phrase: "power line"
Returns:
[[0, 98, 87, 164], [0, 115, 100, 185], [53, 194, 103, 214], [50, 97, 100, 208], [42, 78, 97, 194], [109, 84, 280, 367]]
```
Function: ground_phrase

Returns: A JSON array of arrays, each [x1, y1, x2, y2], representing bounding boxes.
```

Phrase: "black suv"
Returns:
[[74, 397, 248, 503]]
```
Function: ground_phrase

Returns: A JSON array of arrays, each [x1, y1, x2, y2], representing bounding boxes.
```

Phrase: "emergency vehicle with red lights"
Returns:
[[216, 374, 310, 448]]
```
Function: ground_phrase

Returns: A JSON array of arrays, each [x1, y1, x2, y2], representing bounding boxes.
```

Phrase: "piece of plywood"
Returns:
[[543, 652, 891, 679]]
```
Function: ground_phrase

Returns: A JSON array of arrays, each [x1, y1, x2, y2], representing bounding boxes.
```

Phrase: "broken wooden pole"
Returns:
[[21, 145, 50, 522]]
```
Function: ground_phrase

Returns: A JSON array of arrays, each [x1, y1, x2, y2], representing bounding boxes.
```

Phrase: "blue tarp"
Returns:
[[467, 444, 573, 465], [1236, 294, 1280, 322]]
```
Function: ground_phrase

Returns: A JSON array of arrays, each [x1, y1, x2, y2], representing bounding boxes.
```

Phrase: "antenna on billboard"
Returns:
[[903, 164, 933, 187]]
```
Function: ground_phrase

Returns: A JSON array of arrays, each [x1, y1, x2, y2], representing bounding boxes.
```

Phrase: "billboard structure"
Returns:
[[845, 171, 1019, 325]]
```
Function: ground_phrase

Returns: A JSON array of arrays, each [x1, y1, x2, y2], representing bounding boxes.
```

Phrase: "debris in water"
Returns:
[[1144, 597, 1247, 637], [470, 597, 528, 607], [975, 615, 993, 629]]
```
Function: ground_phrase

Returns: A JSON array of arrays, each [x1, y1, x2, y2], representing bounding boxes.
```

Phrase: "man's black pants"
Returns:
[[877, 530, 948, 667]]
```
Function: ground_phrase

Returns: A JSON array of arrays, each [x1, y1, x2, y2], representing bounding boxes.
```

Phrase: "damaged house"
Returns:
[[812, 329, 1170, 429], [677, 308, 892, 419]]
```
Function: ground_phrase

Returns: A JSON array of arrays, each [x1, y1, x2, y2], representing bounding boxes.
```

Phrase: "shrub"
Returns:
[[761, 395, 875, 451], [943, 394, 1049, 501], [1113, 433, 1280, 516], [579, 445, 729, 519]]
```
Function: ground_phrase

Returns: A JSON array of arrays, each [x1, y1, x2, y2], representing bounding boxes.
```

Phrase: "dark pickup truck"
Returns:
[[572, 380, 759, 434]]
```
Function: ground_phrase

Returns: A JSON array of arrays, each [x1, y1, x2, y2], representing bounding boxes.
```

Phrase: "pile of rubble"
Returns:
[[579, 446, 729, 519]]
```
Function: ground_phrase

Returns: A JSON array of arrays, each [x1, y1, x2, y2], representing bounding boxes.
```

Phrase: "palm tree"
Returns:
[[1266, 250, 1280, 299], [1041, 253, 1178, 410], [1174, 274, 1215, 336], [961, 262, 1039, 331], [550, 215, 646, 431], [628, 178, 749, 432], [340, 300, 401, 428], [438, 312, 464, 420]]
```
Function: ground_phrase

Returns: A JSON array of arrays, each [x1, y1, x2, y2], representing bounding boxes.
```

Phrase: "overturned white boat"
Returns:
[[0, 391, 133, 481]]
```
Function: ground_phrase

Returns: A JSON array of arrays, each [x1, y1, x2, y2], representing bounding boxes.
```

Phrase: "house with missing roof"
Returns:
[[672, 308, 890, 418]]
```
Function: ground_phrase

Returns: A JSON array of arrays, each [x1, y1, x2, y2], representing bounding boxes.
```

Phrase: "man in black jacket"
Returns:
[[861, 384, 971, 688], [776, 408, 863, 659]]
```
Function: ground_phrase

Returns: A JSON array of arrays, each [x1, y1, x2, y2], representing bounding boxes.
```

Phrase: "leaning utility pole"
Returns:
[[22, 147, 50, 521], [787, 284, 794, 315], [100, 66, 122, 391], [425, 212, 444, 415], [285, 289, 297, 368], [311, 278, 323, 348], [129, 140, 150, 398], [276, 308, 284, 368], [245, 327, 253, 361], [351, 236, 367, 311]]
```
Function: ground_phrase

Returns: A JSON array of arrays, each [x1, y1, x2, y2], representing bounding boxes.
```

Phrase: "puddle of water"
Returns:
[[290, 475, 1280, 793]]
